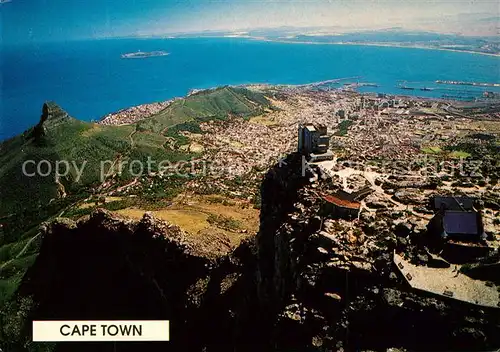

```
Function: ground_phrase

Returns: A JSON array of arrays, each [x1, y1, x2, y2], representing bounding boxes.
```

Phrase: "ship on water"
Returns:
[[121, 50, 169, 59], [399, 85, 415, 90], [397, 80, 436, 92], [397, 81, 416, 90]]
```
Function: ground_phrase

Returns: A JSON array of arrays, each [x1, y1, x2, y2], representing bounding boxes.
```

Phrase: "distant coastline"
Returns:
[[242, 37, 500, 57], [267, 39, 500, 58], [173, 35, 500, 57]]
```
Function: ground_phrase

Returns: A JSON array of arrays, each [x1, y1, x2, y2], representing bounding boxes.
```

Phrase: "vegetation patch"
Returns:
[[249, 115, 277, 126], [448, 150, 471, 158], [115, 194, 258, 240], [421, 146, 442, 154], [334, 120, 354, 136], [207, 214, 242, 231]]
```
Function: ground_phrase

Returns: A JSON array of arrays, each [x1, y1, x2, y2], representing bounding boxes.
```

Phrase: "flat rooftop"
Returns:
[[394, 252, 499, 309], [322, 194, 360, 210], [443, 211, 480, 236]]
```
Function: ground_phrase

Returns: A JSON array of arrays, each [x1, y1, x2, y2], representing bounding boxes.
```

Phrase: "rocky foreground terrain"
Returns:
[[9, 153, 499, 351], [257, 154, 499, 351], [1, 85, 499, 351]]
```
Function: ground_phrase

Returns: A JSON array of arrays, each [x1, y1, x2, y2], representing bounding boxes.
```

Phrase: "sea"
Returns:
[[2, 37, 500, 140]]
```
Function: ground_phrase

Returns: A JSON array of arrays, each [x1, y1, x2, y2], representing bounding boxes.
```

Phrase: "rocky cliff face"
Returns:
[[254, 153, 500, 351], [30, 102, 70, 144], [10, 210, 260, 352], [15, 210, 204, 351], [8, 154, 500, 351], [256, 153, 313, 306]]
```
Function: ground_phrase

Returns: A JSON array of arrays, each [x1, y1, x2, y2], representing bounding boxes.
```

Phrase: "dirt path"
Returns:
[[129, 129, 137, 148], [0, 232, 41, 271], [15, 233, 40, 259]]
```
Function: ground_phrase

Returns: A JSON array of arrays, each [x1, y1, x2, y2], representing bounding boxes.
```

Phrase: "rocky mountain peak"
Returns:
[[30, 102, 70, 143]]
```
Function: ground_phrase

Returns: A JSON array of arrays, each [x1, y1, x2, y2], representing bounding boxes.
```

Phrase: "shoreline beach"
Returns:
[[243, 36, 500, 58], [171, 35, 500, 57]]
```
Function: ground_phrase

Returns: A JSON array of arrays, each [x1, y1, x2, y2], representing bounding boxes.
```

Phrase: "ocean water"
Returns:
[[1, 37, 499, 140]]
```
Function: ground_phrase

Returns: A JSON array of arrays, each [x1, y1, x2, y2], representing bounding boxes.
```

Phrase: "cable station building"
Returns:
[[297, 123, 334, 162]]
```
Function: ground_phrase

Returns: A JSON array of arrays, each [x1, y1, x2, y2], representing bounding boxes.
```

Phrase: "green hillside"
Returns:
[[0, 86, 270, 329], [136, 86, 270, 133], [0, 104, 132, 215], [0, 86, 268, 218]]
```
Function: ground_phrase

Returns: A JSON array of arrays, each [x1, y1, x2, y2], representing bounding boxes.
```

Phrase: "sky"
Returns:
[[1, 0, 499, 44]]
